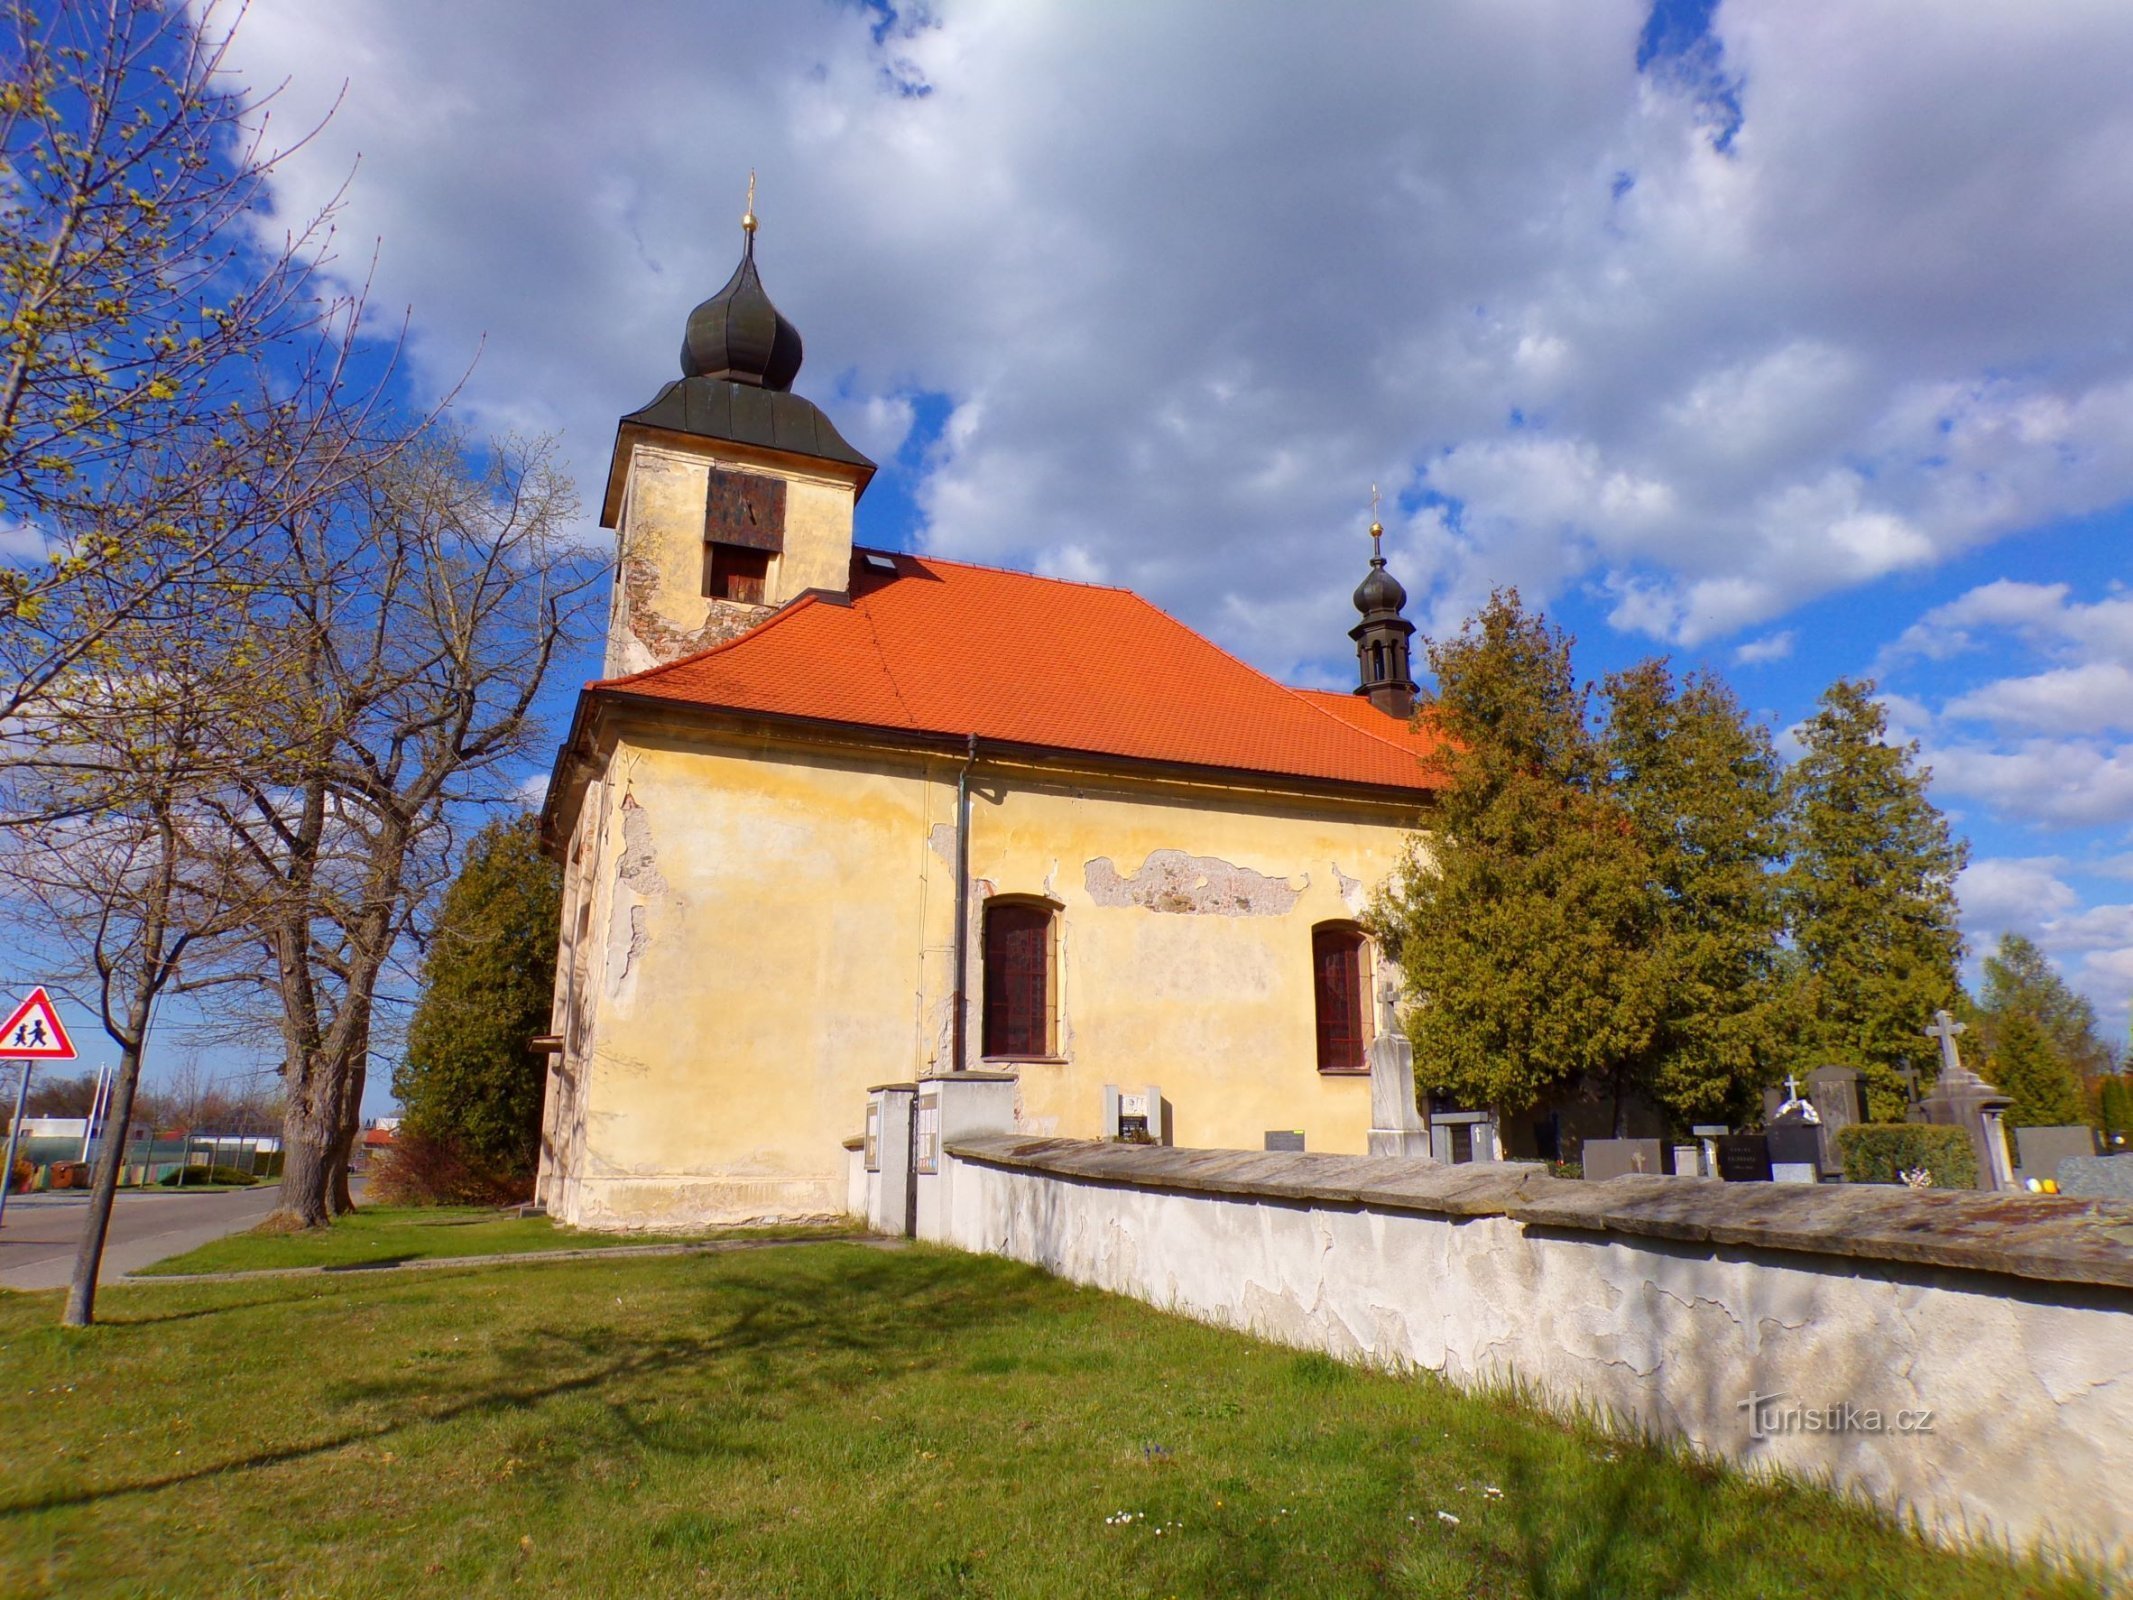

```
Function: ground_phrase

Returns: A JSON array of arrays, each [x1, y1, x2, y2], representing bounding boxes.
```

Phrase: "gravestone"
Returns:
[[1102, 1083, 1167, 1145], [2057, 1155, 2133, 1200], [1365, 977, 1434, 1159], [1807, 1065, 1867, 1176], [1766, 1073, 1823, 1183], [1264, 1129, 1305, 1152], [1716, 1134, 1773, 1182], [1916, 1010, 2016, 1190], [1672, 1142, 1706, 1177], [1429, 1109, 1498, 1165], [1692, 1124, 1729, 1178], [1583, 1137, 1665, 1180], [2014, 1124, 2099, 1184]]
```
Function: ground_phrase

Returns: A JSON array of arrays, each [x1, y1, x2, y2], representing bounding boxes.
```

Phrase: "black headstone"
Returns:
[[1766, 1122, 1823, 1168], [1716, 1134, 1773, 1182]]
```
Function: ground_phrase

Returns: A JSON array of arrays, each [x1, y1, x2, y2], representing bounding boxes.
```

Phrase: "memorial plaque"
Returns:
[[1264, 1130, 1305, 1152], [864, 1102, 881, 1173], [1583, 1137, 1665, 1181], [914, 1094, 940, 1175], [1716, 1134, 1773, 1182]]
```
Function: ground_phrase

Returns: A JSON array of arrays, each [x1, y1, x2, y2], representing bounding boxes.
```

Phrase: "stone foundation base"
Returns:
[[557, 1173, 851, 1232]]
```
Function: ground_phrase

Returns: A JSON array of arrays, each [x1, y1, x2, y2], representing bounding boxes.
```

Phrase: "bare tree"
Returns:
[[0, 594, 285, 1325], [202, 428, 595, 1230], [0, 0, 408, 742]]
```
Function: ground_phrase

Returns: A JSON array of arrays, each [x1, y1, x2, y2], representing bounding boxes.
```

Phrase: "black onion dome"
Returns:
[[680, 235, 804, 391], [1353, 557, 1407, 616]]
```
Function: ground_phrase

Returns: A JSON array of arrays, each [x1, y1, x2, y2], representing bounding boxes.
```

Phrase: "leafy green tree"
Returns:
[[1602, 661, 1786, 1125], [1377, 590, 1662, 1128], [395, 815, 562, 1179], [1778, 680, 1966, 1118], [1987, 1009, 2085, 1129], [2101, 1076, 2133, 1147], [1971, 932, 2109, 1127], [1973, 931, 2116, 1092]]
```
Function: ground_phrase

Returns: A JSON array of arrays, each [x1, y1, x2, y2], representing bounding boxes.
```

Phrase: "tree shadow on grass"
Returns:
[[0, 1245, 1043, 1520]]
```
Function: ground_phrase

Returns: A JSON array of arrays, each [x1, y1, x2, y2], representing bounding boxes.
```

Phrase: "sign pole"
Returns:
[[0, 1059, 32, 1231]]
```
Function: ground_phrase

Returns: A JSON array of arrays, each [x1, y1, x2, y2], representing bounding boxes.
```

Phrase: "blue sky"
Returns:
[[89, 0, 2133, 1104]]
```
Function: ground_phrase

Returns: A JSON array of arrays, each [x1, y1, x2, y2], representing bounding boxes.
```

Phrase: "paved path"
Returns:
[[0, 1183, 286, 1292], [137, 1232, 902, 1286]]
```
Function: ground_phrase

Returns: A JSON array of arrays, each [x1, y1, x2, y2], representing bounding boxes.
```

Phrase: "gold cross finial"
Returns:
[[1369, 483, 1383, 551], [743, 170, 758, 235]]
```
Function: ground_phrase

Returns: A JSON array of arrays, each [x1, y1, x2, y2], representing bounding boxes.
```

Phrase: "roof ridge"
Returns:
[[590, 590, 827, 690], [1289, 685, 1442, 763], [889, 546, 1138, 596]]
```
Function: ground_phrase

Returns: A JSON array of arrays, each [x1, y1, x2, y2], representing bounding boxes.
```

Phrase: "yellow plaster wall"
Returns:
[[542, 727, 1427, 1230]]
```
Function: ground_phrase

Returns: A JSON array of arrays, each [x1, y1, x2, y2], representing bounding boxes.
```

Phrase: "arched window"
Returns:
[[1311, 923, 1368, 1074], [983, 899, 1057, 1059]]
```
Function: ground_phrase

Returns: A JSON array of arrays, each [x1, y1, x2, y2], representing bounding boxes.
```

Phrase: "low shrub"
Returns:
[[367, 1127, 532, 1207], [159, 1164, 258, 1187], [1836, 1123, 1978, 1189]]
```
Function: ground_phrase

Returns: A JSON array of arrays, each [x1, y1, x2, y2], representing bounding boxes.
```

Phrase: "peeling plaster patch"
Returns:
[[929, 822, 957, 867], [1333, 863, 1366, 915], [619, 556, 766, 668], [607, 794, 670, 1003], [616, 794, 669, 899], [1084, 849, 1305, 916]]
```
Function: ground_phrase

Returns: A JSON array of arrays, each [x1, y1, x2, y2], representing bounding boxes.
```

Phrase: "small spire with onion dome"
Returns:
[[679, 172, 805, 391], [1350, 484, 1417, 717]]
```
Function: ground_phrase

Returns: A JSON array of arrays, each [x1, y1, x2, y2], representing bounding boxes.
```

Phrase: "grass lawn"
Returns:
[[0, 1242, 2099, 1599], [137, 1204, 854, 1276]]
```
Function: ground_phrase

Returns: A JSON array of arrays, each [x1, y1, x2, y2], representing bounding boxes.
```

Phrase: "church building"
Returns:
[[535, 218, 1443, 1228]]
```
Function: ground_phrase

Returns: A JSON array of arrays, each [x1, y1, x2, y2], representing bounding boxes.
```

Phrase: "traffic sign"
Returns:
[[0, 987, 76, 1060]]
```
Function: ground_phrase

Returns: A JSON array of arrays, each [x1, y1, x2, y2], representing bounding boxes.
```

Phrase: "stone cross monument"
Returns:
[[1917, 1008, 2016, 1191], [1366, 974, 1433, 1160]]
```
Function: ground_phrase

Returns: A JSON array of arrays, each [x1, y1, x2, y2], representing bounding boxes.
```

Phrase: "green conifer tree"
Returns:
[[1603, 662, 1786, 1125], [1377, 591, 1662, 1126], [1778, 680, 1966, 1119], [396, 816, 563, 1178], [1988, 1009, 2085, 1129]]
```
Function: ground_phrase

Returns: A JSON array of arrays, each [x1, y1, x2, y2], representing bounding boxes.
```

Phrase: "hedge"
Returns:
[[1835, 1123, 1978, 1190], [158, 1165, 259, 1187]]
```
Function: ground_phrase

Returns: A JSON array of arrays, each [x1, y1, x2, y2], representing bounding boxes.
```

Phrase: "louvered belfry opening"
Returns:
[[1312, 924, 1367, 1073], [983, 901, 1053, 1058]]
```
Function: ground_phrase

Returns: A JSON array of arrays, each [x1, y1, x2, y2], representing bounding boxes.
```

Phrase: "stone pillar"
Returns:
[[914, 1071, 1018, 1242], [865, 1084, 916, 1236], [1366, 1029, 1433, 1160]]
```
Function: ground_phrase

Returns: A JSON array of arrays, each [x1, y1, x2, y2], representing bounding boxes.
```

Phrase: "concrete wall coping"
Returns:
[[946, 1136, 2133, 1294]]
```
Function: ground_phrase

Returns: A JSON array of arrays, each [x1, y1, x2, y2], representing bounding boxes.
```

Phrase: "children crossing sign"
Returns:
[[0, 987, 76, 1060]]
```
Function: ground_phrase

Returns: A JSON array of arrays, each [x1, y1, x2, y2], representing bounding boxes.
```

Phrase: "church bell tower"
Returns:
[[598, 185, 876, 677], [1350, 505, 1417, 718]]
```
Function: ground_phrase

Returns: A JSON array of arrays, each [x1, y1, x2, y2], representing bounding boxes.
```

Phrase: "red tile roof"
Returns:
[[592, 551, 1445, 793]]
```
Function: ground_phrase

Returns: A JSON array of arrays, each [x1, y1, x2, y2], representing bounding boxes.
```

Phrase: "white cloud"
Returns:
[[1921, 736, 2133, 829], [1733, 629, 1794, 665], [209, 0, 2133, 676], [1956, 856, 2080, 932], [1945, 662, 2133, 736]]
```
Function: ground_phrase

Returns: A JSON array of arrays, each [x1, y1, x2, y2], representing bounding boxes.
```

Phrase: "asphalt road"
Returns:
[[0, 1182, 286, 1292]]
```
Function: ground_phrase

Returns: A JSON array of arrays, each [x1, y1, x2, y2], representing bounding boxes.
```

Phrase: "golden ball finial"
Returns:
[[1369, 520, 1383, 539]]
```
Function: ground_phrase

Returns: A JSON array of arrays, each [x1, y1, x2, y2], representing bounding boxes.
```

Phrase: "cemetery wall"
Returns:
[[937, 1135, 2133, 1569]]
